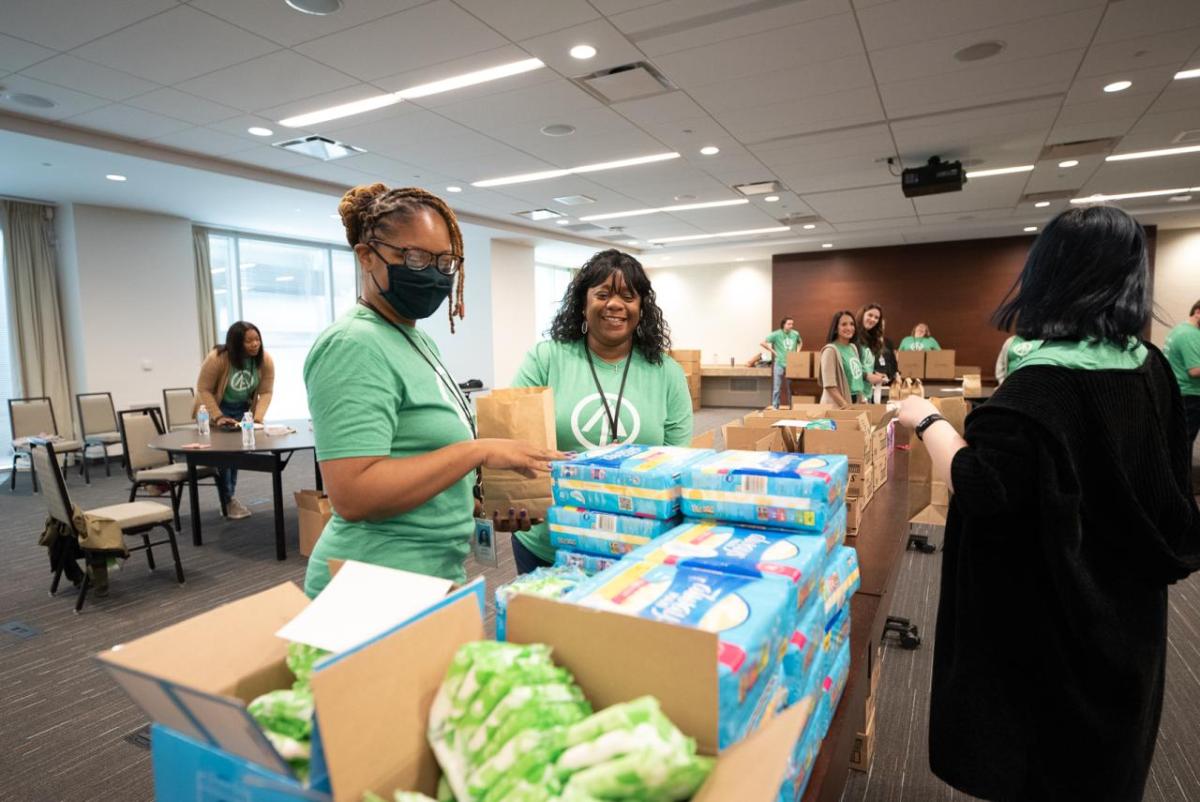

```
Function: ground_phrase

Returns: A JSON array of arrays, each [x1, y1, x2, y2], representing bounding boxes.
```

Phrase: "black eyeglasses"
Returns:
[[368, 240, 463, 275]]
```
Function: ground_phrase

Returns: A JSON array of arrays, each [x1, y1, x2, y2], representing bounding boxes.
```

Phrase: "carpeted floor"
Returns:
[[0, 413, 1197, 802]]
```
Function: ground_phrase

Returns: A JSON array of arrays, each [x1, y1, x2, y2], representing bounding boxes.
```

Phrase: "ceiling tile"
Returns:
[[320, 108, 478, 158], [1084, 159, 1200, 196], [123, 87, 242, 126], [917, 208, 1019, 226], [590, 0, 662, 14], [1076, 26, 1200, 77], [518, 18, 648, 77], [1021, 156, 1102, 194], [891, 97, 1060, 163], [751, 124, 894, 164], [832, 215, 918, 232], [453, 0, 600, 40], [911, 172, 1029, 214], [1093, 0, 1200, 43], [65, 103, 193, 140], [334, 152, 419, 182], [224, 144, 328, 174], [687, 53, 875, 114], [148, 126, 261, 157], [295, 0, 506, 81], [176, 50, 359, 113], [774, 159, 898, 194], [0, 74, 109, 120], [72, 5, 278, 85], [0, 33, 55, 73], [1062, 63, 1176, 105], [1048, 118, 1139, 143], [611, 91, 710, 127], [432, 78, 603, 131], [20, 54, 159, 101], [485, 107, 643, 152], [802, 184, 916, 222], [207, 113, 312, 144], [189, 0, 421, 47], [1054, 94, 1157, 130], [713, 86, 885, 143], [857, 0, 1103, 51], [0, 0, 174, 51]]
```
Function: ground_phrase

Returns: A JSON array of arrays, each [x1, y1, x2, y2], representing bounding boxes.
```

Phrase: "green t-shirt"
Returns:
[[765, 329, 800, 362], [898, 336, 940, 351], [835, 343, 865, 401], [1164, 322, 1200, 396], [222, 361, 259, 405], [302, 306, 476, 597], [1006, 336, 1148, 375], [511, 339, 694, 562]]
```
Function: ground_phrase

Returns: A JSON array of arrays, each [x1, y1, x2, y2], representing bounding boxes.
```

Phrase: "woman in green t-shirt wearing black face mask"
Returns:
[[511, 249, 694, 573], [818, 310, 865, 408]]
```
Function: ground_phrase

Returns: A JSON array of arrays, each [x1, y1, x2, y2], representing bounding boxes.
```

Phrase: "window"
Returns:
[[0, 229, 12, 467], [207, 232, 357, 419], [534, 263, 575, 340]]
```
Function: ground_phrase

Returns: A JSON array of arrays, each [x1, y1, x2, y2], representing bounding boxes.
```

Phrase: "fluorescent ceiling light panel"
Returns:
[[280, 58, 544, 127], [580, 198, 748, 222], [1103, 80, 1132, 93], [1105, 144, 1200, 161], [473, 152, 679, 188], [965, 165, 1035, 178], [648, 225, 789, 244], [1176, 68, 1200, 80], [1070, 186, 1199, 203]]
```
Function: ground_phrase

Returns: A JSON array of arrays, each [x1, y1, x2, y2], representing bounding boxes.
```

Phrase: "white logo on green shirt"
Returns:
[[849, 356, 863, 379], [229, 369, 254, 392], [571, 392, 642, 449], [1012, 340, 1037, 357]]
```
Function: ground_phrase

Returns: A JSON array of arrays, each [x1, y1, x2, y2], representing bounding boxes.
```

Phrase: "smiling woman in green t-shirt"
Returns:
[[819, 310, 864, 408], [511, 249, 693, 573], [302, 184, 563, 598]]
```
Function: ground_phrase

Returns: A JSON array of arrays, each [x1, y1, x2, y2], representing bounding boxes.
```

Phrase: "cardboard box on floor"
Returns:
[[506, 594, 814, 801], [692, 429, 716, 449], [849, 705, 876, 772], [907, 396, 968, 545], [785, 350, 814, 378], [925, 349, 956, 380], [846, 495, 863, 533], [896, 350, 924, 379], [294, 489, 332, 557], [722, 423, 785, 451]]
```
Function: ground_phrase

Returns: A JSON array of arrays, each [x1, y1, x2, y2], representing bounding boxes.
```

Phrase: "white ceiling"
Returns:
[[1, 0, 1200, 268]]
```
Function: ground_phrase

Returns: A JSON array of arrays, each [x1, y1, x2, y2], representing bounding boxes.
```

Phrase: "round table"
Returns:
[[149, 420, 319, 560]]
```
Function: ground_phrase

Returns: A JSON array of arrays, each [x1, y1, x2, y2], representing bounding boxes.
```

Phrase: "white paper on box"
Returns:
[[275, 560, 452, 653]]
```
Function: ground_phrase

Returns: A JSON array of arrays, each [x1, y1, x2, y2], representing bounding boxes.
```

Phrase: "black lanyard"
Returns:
[[358, 300, 481, 497], [583, 341, 634, 445]]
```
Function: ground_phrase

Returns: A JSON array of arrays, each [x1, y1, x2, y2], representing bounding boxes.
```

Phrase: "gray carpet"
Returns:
[[0, 418, 1197, 802]]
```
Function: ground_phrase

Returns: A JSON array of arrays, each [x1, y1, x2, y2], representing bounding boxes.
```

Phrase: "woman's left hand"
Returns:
[[897, 396, 939, 429], [866, 371, 886, 385]]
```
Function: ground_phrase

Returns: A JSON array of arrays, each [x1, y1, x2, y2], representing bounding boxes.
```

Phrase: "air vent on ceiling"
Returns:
[[1173, 128, 1200, 144], [777, 213, 821, 227], [513, 209, 564, 221], [734, 180, 782, 196], [560, 223, 610, 235], [553, 194, 596, 206], [276, 135, 364, 161], [1021, 189, 1077, 203], [576, 62, 676, 104], [1037, 138, 1120, 161]]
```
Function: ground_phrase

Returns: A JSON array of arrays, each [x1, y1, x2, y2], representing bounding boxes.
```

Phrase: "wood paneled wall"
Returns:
[[772, 231, 1156, 379]]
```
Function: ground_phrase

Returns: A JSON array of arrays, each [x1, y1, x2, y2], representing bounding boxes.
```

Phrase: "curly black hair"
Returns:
[[548, 249, 671, 364]]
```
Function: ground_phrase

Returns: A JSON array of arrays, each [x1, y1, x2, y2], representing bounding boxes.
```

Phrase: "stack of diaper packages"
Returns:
[[546, 445, 714, 574]]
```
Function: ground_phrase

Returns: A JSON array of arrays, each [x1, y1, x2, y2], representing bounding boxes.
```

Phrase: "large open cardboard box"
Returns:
[[924, 349, 956, 380], [907, 396, 967, 550], [506, 595, 814, 801], [722, 423, 785, 451], [896, 351, 924, 379]]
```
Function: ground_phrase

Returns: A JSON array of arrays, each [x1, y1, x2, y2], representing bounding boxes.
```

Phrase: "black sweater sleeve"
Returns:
[[950, 409, 1039, 518]]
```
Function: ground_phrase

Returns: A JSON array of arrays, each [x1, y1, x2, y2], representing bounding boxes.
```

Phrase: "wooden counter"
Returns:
[[699, 364, 771, 377]]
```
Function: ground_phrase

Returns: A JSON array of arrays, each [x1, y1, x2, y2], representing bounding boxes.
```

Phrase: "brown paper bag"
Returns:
[[907, 396, 967, 518], [962, 374, 982, 396], [294, 490, 333, 557], [475, 387, 557, 519]]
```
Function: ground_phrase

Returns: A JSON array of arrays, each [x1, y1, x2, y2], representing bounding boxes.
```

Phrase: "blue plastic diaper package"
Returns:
[[812, 637, 851, 743], [553, 548, 619, 577], [680, 451, 849, 533], [551, 445, 715, 519], [624, 519, 826, 614], [744, 662, 788, 738], [821, 546, 861, 627], [777, 727, 822, 802], [547, 505, 679, 557], [565, 560, 798, 748], [494, 565, 587, 641], [784, 601, 825, 706]]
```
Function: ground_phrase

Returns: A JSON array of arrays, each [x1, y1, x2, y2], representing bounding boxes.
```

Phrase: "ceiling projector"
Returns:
[[902, 156, 966, 197]]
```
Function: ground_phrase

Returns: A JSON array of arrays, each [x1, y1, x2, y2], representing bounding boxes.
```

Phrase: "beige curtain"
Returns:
[[3, 201, 74, 438], [193, 227, 217, 357]]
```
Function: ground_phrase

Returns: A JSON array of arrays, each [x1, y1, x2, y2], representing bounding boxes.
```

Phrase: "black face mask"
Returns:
[[370, 260, 454, 321]]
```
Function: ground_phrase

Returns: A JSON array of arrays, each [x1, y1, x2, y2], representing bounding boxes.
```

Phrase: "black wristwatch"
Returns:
[[915, 413, 947, 441]]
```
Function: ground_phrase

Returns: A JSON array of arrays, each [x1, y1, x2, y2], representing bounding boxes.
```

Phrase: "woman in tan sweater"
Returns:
[[194, 321, 275, 519]]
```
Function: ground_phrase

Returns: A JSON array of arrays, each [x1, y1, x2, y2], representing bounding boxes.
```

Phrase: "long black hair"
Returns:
[[993, 206, 1150, 345], [826, 310, 857, 344], [856, 303, 884, 356], [217, 321, 264, 370], [548, 249, 671, 363]]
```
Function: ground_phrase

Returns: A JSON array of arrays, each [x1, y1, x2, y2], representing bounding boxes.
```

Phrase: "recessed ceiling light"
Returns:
[[1169, 194, 1193, 202], [1106, 144, 1200, 162], [554, 194, 595, 205], [570, 44, 597, 60], [1, 92, 56, 109], [954, 40, 1005, 62], [1058, 159, 1079, 168], [648, 226, 790, 244], [248, 126, 273, 137], [280, 58, 544, 127], [700, 146, 720, 156], [474, 152, 680, 188], [821, 243, 833, 248], [1104, 80, 1132, 93], [1035, 201, 1051, 208], [581, 198, 748, 222], [285, 0, 343, 15], [1072, 186, 1200, 203], [555, 219, 571, 225], [1176, 67, 1200, 80], [764, 195, 780, 203], [735, 257, 745, 261], [802, 224, 816, 230], [105, 174, 127, 182], [446, 185, 462, 193], [1023, 226, 1038, 232], [514, 209, 564, 221], [541, 124, 576, 137], [966, 164, 1035, 178]]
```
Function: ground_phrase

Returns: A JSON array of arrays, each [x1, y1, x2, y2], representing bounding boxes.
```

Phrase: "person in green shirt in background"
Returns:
[[1164, 298, 1200, 455], [511, 249, 693, 573], [303, 184, 562, 598], [760, 317, 801, 408], [819, 310, 865, 407], [899, 322, 941, 351]]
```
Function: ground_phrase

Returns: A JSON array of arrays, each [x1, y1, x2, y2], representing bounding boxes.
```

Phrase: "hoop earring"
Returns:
[[581, 320, 588, 335], [635, 322, 643, 337]]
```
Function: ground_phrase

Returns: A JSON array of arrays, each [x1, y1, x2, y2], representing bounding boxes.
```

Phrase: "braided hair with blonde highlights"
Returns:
[[338, 183, 467, 333]]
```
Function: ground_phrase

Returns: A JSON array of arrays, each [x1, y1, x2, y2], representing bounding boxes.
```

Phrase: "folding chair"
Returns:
[[77, 391, 123, 482], [30, 439, 184, 613], [162, 387, 196, 431], [119, 408, 226, 529], [9, 397, 84, 492]]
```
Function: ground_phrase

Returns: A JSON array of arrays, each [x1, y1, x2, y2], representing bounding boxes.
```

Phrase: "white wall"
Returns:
[[56, 203, 202, 412], [489, 240, 536, 388], [1152, 228, 1200, 345], [421, 221, 494, 389], [649, 260, 774, 364]]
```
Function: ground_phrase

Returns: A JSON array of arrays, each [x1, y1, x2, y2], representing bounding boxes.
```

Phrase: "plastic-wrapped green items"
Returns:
[[429, 642, 554, 736], [466, 726, 567, 800], [477, 700, 591, 764], [495, 566, 587, 640], [248, 687, 315, 780], [560, 744, 714, 801], [287, 641, 330, 688], [436, 775, 456, 802]]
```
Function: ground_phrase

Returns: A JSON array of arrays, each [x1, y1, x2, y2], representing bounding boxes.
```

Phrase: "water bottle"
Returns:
[[241, 412, 255, 448], [196, 405, 210, 437]]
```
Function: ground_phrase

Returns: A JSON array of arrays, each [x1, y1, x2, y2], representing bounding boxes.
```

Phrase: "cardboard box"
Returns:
[[846, 496, 862, 533], [868, 642, 884, 700], [955, 365, 981, 379], [507, 594, 814, 802], [908, 503, 948, 550], [722, 424, 785, 451], [849, 705, 876, 772], [845, 404, 898, 430], [874, 451, 888, 485], [872, 460, 885, 493], [692, 397, 701, 412], [925, 349, 956, 379], [785, 350, 813, 379], [790, 402, 833, 418], [804, 412, 872, 463], [295, 490, 332, 557], [871, 426, 889, 455], [686, 372, 702, 392], [692, 429, 716, 449], [792, 395, 816, 404], [670, 349, 701, 371], [896, 350, 925, 379]]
